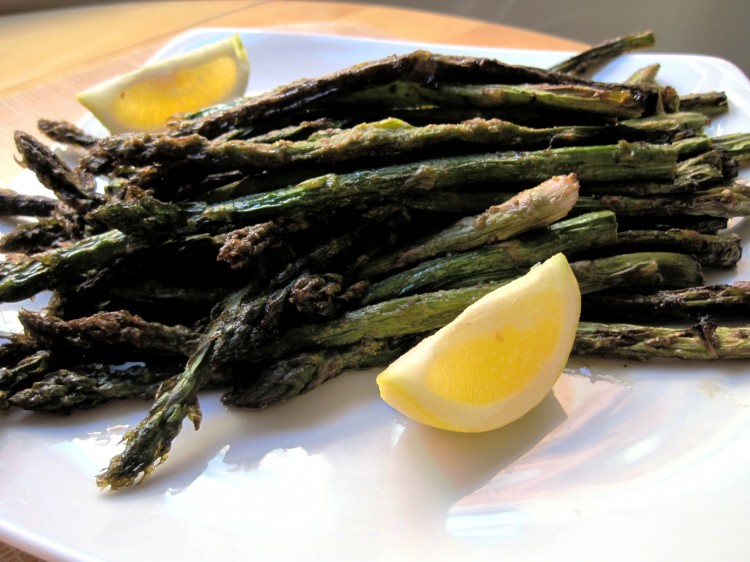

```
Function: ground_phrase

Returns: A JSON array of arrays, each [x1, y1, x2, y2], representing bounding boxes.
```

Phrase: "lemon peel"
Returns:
[[376, 252, 580, 433], [77, 34, 250, 134]]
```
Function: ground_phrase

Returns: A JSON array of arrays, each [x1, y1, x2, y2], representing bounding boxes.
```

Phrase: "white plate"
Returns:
[[2, 29, 750, 562]]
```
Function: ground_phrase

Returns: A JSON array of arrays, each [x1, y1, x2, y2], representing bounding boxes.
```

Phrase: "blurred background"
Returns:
[[2, 0, 748, 74], [377, 0, 750, 74]]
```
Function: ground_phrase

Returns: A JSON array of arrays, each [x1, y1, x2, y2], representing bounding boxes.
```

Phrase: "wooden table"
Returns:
[[0, 2, 585, 560]]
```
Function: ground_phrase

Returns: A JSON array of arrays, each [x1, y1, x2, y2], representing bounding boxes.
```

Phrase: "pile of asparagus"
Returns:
[[2, 32, 750, 489]]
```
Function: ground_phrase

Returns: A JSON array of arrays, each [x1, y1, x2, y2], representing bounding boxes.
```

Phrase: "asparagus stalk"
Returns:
[[0, 350, 51, 399], [168, 312, 750, 413], [401, 157, 733, 217], [625, 64, 661, 85], [37, 119, 99, 149], [169, 49, 659, 138], [363, 225, 700, 304], [359, 173, 580, 277], [613, 228, 742, 268], [97, 340, 209, 489], [87, 194, 200, 238], [443, 252, 703, 295], [573, 183, 750, 218], [196, 142, 675, 232], [671, 131, 750, 163], [0, 218, 68, 254], [712, 132, 750, 164], [573, 319, 750, 360], [99, 215, 345, 486], [94, 290, 297, 489], [581, 282, 750, 322], [619, 111, 707, 139], [569, 252, 702, 293], [222, 337, 418, 409], [678, 91, 729, 116], [0, 188, 57, 217], [218, 117, 344, 143], [549, 31, 656, 75], [362, 211, 619, 302], [83, 114, 700, 176], [402, 178, 698, 214], [0, 229, 151, 303], [616, 215, 728, 235], [14, 131, 96, 205], [213, 110, 707, 148], [338, 82, 647, 119], [8, 363, 176, 413], [16, 309, 200, 363]]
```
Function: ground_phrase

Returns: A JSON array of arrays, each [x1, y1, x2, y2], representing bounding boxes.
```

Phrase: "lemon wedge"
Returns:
[[77, 34, 250, 134], [376, 253, 580, 433]]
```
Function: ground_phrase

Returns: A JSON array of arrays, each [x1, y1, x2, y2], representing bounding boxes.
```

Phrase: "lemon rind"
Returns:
[[77, 34, 250, 134]]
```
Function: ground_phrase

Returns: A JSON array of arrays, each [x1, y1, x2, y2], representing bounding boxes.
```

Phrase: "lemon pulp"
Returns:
[[427, 295, 563, 404], [110, 57, 242, 124]]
